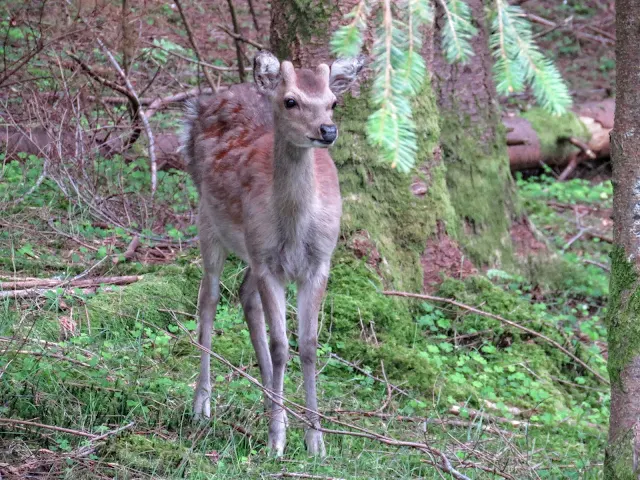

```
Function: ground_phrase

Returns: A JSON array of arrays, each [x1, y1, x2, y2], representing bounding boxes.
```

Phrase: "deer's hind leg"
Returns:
[[193, 220, 227, 420]]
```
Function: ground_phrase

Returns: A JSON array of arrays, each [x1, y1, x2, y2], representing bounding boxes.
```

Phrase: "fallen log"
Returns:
[[505, 98, 613, 172]]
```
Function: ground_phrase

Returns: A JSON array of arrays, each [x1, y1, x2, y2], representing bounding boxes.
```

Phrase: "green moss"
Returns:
[[605, 246, 640, 385], [332, 82, 455, 291], [521, 108, 590, 159], [440, 113, 517, 266], [104, 434, 217, 477]]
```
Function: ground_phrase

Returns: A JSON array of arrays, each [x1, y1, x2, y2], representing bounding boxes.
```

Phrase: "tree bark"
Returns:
[[604, 0, 640, 477], [432, 0, 517, 265]]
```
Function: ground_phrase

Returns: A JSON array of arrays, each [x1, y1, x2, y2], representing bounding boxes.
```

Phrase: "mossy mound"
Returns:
[[103, 434, 217, 478], [86, 264, 201, 331], [324, 257, 607, 421]]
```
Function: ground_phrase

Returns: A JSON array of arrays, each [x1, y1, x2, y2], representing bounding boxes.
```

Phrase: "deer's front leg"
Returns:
[[297, 270, 329, 457], [257, 272, 288, 456]]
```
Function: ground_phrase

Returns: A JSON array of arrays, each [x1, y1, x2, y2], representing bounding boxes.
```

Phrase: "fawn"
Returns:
[[181, 51, 364, 456]]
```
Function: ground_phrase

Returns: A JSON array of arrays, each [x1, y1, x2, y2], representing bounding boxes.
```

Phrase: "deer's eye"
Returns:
[[331, 101, 337, 110], [284, 98, 297, 109]]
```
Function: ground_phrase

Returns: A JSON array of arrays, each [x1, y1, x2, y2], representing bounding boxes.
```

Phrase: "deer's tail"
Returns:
[[180, 98, 205, 187]]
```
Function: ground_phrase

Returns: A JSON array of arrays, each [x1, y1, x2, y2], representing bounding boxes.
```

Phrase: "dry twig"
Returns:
[[64, 0, 159, 193]]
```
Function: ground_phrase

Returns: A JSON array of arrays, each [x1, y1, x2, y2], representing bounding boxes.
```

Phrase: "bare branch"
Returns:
[[216, 23, 264, 50], [173, 0, 219, 92], [225, 0, 246, 82]]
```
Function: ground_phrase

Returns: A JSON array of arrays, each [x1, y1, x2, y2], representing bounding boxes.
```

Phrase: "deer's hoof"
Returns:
[[192, 387, 211, 421], [268, 416, 287, 457], [267, 433, 286, 457], [304, 429, 326, 457]]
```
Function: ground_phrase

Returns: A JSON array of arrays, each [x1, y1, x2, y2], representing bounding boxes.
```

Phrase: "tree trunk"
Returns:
[[604, 0, 640, 476], [432, 0, 517, 265]]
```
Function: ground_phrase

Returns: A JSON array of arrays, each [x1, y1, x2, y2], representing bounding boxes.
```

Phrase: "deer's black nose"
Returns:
[[320, 124, 337, 143]]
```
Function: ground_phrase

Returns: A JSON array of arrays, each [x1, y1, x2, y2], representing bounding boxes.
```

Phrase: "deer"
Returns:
[[181, 50, 364, 456]]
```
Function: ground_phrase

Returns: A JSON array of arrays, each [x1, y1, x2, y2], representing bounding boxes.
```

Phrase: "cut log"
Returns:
[[506, 98, 613, 171]]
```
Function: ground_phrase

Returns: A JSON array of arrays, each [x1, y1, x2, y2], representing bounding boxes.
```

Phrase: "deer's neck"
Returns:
[[272, 136, 317, 241]]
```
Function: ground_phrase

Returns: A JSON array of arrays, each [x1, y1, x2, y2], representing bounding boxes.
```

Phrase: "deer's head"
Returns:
[[253, 51, 364, 149]]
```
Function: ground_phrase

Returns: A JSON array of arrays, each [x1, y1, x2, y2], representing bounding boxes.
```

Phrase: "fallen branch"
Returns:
[[71, 422, 135, 458], [564, 137, 596, 159], [557, 137, 597, 181], [113, 236, 140, 264], [1, 275, 141, 291], [382, 291, 609, 385], [3, 350, 92, 368], [269, 473, 346, 480], [0, 286, 115, 300], [583, 258, 610, 272], [0, 418, 96, 438], [448, 405, 538, 428]]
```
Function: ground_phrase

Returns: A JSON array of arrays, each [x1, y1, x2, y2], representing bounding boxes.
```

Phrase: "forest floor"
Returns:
[[0, 157, 612, 480], [0, 0, 616, 478]]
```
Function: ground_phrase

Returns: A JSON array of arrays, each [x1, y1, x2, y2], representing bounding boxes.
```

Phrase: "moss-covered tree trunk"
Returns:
[[433, 0, 517, 265], [270, 1, 513, 291], [604, 0, 640, 476]]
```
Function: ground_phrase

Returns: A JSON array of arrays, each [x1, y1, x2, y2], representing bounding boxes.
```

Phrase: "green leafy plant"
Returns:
[[330, 0, 572, 172]]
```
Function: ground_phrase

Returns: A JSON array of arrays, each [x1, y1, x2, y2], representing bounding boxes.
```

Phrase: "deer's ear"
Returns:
[[329, 55, 366, 95], [253, 51, 281, 94]]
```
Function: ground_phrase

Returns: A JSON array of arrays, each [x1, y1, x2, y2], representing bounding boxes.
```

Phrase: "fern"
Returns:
[[330, 0, 572, 172]]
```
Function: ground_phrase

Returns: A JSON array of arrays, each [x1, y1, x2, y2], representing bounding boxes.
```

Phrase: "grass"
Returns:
[[0, 153, 612, 479]]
